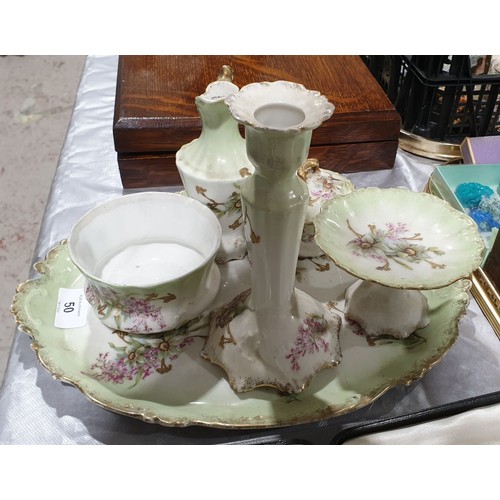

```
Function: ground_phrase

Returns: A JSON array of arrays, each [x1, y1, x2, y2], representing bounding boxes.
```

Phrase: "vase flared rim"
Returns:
[[196, 80, 240, 105], [225, 80, 334, 133]]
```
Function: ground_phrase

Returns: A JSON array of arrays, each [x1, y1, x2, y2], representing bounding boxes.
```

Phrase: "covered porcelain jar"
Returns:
[[298, 158, 355, 257]]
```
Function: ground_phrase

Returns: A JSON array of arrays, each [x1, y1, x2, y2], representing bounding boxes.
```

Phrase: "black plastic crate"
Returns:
[[363, 55, 500, 144]]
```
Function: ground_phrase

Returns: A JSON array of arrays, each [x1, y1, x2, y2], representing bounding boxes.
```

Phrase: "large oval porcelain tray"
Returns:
[[315, 187, 484, 290], [11, 241, 470, 429]]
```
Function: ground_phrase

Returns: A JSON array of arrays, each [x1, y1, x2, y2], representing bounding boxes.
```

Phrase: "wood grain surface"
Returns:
[[113, 55, 401, 187]]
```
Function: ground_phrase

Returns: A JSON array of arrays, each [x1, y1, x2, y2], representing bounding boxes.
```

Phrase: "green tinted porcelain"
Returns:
[[175, 78, 254, 263], [202, 81, 341, 394], [315, 187, 485, 290], [11, 241, 471, 428]]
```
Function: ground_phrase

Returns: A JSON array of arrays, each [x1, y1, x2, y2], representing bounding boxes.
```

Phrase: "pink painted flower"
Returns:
[[286, 314, 331, 371], [88, 330, 201, 386]]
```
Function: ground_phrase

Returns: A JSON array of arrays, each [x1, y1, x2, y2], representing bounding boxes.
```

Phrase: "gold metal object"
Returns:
[[399, 130, 462, 162], [471, 268, 500, 340]]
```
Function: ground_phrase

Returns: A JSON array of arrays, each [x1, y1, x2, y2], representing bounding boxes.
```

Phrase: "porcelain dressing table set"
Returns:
[[12, 67, 485, 428]]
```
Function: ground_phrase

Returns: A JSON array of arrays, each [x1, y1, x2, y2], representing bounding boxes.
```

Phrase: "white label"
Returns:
[[54, 288, 89, 328]]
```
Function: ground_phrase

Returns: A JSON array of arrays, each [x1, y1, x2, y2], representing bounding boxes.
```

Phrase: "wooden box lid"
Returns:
[[113, 55, 401, 187]]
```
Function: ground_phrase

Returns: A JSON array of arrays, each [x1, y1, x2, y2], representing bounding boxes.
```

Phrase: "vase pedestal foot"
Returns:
[[344, 280, 430, 339], [202, 288, 342, 394]]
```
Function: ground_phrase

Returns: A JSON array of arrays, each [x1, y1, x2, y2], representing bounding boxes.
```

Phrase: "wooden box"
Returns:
[[113, 55, 401, 188]]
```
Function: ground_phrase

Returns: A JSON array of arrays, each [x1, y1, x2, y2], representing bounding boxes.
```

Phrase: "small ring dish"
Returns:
[[314, 187, 485, 290]]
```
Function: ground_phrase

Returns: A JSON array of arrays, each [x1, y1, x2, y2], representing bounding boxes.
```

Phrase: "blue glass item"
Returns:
[[469, 208, 500, 231], [455, 182, 494, 208], [479, 194, 500, 226]]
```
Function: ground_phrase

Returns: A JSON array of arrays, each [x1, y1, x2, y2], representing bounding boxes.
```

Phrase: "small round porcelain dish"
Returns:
[[68, 192, 222, 334], [314, 187, 485, 290]]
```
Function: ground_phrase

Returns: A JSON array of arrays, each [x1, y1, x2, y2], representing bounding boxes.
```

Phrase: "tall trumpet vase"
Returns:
[[202, 81, 342, 394]]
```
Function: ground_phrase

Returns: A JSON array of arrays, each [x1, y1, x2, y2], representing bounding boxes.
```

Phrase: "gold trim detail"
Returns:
[[297, 158, 320, 181], [216, 65, 234, 82]]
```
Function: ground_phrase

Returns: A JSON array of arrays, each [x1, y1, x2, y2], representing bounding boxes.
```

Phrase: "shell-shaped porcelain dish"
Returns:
[[315, 187, 485, 290]]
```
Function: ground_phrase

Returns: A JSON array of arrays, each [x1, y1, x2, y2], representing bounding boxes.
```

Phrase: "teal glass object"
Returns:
[[455, 182, 494, 208]]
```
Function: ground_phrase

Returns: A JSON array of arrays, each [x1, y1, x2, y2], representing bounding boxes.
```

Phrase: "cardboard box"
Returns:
[[428, 163, 500, 264], [113, 55, 401, 188], [427, 163, 500, 337], [461, 136, 500, 164]]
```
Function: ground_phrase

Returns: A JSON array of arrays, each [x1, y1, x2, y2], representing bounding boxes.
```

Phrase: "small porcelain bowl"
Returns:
[[68, 192, 222, 334]]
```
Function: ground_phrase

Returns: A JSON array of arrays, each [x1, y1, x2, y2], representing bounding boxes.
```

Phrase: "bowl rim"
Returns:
[[67, 191, 222, 289]]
